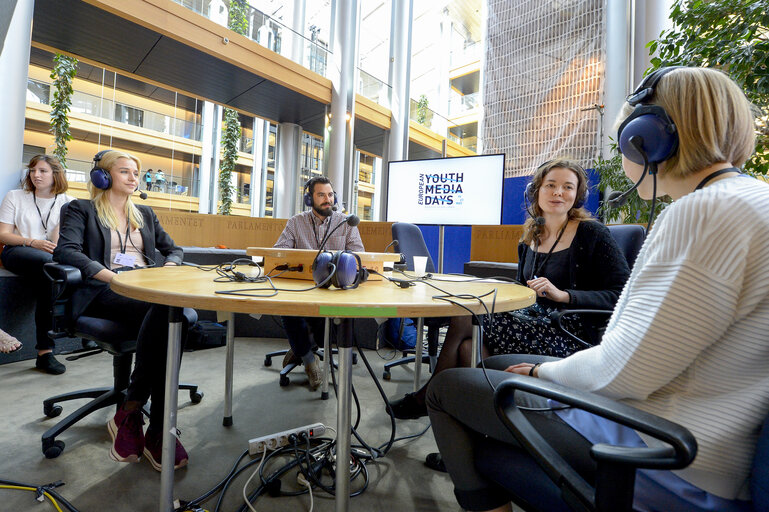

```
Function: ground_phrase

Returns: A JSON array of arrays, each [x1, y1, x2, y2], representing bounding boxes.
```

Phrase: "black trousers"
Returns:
[[1, 245, 54, 350], [83, 286, 189, 428]]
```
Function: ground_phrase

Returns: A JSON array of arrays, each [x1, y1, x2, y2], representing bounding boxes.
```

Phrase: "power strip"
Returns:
[[248, 422, 326, 455]]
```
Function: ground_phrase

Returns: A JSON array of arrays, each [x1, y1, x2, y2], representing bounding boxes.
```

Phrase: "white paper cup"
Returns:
[[413, 256, 428, 277]]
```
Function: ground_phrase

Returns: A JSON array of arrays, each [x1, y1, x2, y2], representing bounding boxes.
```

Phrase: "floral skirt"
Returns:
[[481, 303, 593, 358]]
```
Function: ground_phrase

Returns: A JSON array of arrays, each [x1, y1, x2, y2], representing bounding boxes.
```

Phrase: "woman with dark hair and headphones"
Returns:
[[0, 155, 74, 372], [427, 67, 767, 512], [388, 158, 630, 426], [54, 150, 190, 471]]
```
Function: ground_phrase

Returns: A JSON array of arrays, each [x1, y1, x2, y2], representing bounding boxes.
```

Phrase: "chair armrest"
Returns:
[[44, 263, 84, 339], [43, 263, 83, 288], [550, 309, 613, 349], [493, 375, 697, 511]]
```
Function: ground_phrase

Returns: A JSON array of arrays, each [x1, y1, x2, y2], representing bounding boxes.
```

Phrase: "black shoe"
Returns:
[[387, 392, 428, 419], [36, 353, 66, 375], [425, 452, 446, 473]]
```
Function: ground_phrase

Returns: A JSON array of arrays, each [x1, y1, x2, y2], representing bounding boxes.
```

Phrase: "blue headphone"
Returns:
[[617, 67, 681, 165], [304, 177, 338, 208], [524, 160, 589, 210], [90, 150, 112, 190], [312, 250, 368, 289]]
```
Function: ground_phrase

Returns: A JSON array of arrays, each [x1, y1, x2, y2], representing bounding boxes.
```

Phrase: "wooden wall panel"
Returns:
[[470, 225, 524, 263]]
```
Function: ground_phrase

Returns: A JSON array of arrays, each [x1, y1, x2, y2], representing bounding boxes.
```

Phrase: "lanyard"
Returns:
[[33, 193, 58, 238], [114, 224, 132, 254], [694, 167, 741, 190], [529, 219, 569, 281], [309, 214, 328, 248]]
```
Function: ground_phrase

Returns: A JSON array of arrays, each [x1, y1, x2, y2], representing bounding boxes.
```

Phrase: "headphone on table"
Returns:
[[524, 160, 589, 216], [617, 66, 681, 165], [303, 177, 338, 209], [90, 150, 113, 190], [312, 250, 369, 289]]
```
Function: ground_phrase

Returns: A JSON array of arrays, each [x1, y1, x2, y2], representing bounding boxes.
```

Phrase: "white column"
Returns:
[[197, 102, 215, 214], [0, 0, 33, 198], [291, 0, 306, 66], [274, 122, 302, 218], [328, 0, 360, 213], [603, 0, 632, 156], [380, 0, 413, 220], [250, 118, 265, 217]]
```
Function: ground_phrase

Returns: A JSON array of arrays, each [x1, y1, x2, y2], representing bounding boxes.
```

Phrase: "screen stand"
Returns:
[[437, 225, 445, 273]]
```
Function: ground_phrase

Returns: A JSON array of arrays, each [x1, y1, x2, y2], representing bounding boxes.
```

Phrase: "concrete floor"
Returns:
[[0, 337, 461, 512]]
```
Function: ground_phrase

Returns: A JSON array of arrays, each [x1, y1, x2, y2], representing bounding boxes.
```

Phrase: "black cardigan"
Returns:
[[54, 199, 182, 316], [517, 220, 630, 310]]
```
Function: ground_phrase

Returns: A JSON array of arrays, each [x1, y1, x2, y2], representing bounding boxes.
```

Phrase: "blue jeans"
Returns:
[[1, 245, 54, 350]]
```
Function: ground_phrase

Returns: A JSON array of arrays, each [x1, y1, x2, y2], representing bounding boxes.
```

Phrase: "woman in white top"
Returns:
[[0, 155, 74, 373], [427, 67, 767, 512]]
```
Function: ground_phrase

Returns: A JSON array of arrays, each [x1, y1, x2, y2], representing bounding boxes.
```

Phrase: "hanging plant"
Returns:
[[218, 108, 241, 215], [228, 0, 249, 37], [49, 54, 78, 168]]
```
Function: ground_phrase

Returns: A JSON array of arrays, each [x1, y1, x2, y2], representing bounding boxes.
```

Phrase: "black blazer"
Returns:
[[54, 199, 182, 316], [517, 220, 630, 310]]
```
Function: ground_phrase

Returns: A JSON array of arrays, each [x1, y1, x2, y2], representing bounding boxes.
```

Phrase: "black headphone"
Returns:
[[524, 160, 589, 213], [303, 177, 338, 209], [312, 250, 368, 289], [617, 67, 681, 165], [90, 150, 113, 190]]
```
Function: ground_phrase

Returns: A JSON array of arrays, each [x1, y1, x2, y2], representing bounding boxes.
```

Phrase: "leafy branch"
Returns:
[[49, 54, 78, 168]]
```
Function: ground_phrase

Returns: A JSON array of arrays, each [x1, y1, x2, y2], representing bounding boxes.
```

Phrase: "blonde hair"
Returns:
[[521, 158, 593, 245], [87, 150, 144, 230], [23, 154, 69, 194], [616, 67, 756, 179]]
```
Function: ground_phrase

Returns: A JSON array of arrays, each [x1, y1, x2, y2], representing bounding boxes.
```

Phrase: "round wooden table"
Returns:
[[112, 265, 535, 512]]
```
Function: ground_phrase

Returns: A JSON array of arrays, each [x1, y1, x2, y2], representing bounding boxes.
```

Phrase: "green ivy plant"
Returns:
[[416, 94, 432, 127], [648, 0, 769, 177], [594, 141, 672, 224], [49, 54, 78, 168], [217, 0, 248, 215]]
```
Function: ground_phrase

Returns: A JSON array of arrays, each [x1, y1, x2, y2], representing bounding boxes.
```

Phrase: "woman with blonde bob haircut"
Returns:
[[427, 67, 767, 512], [0, 154, 74, 370], [55, 150, 193, 471]]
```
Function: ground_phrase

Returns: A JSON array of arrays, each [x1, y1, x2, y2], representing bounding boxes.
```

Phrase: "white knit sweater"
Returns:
[[539, 176, 769, 499]]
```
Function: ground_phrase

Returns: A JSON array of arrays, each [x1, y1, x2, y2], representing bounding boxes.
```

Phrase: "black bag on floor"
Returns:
[[187, 320, 227, 350]]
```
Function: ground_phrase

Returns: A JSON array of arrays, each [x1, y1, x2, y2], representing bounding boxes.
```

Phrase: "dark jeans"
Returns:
[[426, 354, 594, 511], [1, 245, 54, 350], [281, 316, 326, 358], [83, 286, 189, 428]]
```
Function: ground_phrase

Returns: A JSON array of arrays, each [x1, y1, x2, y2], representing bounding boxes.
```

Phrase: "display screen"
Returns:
[[386, 154, 504, 225]]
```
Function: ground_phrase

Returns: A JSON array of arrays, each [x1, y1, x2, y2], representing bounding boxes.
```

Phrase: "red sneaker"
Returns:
[[143, 428, 188, 471], [107, 407, 145, 463]]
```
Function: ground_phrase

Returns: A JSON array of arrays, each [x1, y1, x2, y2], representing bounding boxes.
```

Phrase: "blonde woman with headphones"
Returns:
[[54, 150, 191, 471]]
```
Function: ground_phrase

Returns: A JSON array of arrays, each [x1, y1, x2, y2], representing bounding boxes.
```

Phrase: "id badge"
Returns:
[[114, 252, 136, 267]]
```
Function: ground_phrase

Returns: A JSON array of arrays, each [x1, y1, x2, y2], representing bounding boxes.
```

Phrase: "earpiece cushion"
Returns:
[[618, 106, 678, 164]]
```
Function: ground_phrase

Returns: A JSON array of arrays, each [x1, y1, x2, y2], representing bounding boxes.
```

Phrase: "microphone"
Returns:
[[314, 214, 360, 261], [606, 136, 649, 209], [138, 191, 148, 200], [384, 239, 398, 252]]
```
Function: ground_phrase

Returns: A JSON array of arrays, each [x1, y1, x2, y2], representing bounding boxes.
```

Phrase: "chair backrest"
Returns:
[[751, 410, 769, 511], [391, 222, 435, 273], [607, 224, 645, 269]]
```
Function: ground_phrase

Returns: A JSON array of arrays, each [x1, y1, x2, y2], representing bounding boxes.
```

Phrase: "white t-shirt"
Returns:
[[0, 189, 75, 241]]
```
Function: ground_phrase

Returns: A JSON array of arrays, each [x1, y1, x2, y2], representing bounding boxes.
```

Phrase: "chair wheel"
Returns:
[[279, 375, 290, 387], [264, 356, 272, 367], [44, 404, 63, 418], [42, 439, 65, 459], [190, 391, 204, 404], [382, 371, 391, 381]]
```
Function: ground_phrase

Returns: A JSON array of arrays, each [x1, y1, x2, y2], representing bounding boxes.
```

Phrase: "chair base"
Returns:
[[382, 353, 438, 380], [264, 348, 357, 387]]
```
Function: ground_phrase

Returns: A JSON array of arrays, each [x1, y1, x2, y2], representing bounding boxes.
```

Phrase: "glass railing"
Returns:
[[27, 80, 202, 141], [449, 91, 480, 116], [239, 134, 253, 154], [450, 41, 481, 68], [409, 98, 450, 138], [358, 68, 392, 109], [171, 0, 332, 78]]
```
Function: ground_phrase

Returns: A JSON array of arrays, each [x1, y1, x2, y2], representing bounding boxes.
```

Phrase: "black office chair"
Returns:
[[382, 222, 446, 380], [40, 263, 203, 459], [551, 224, 646, 348], [483, 374, 769, 512]]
